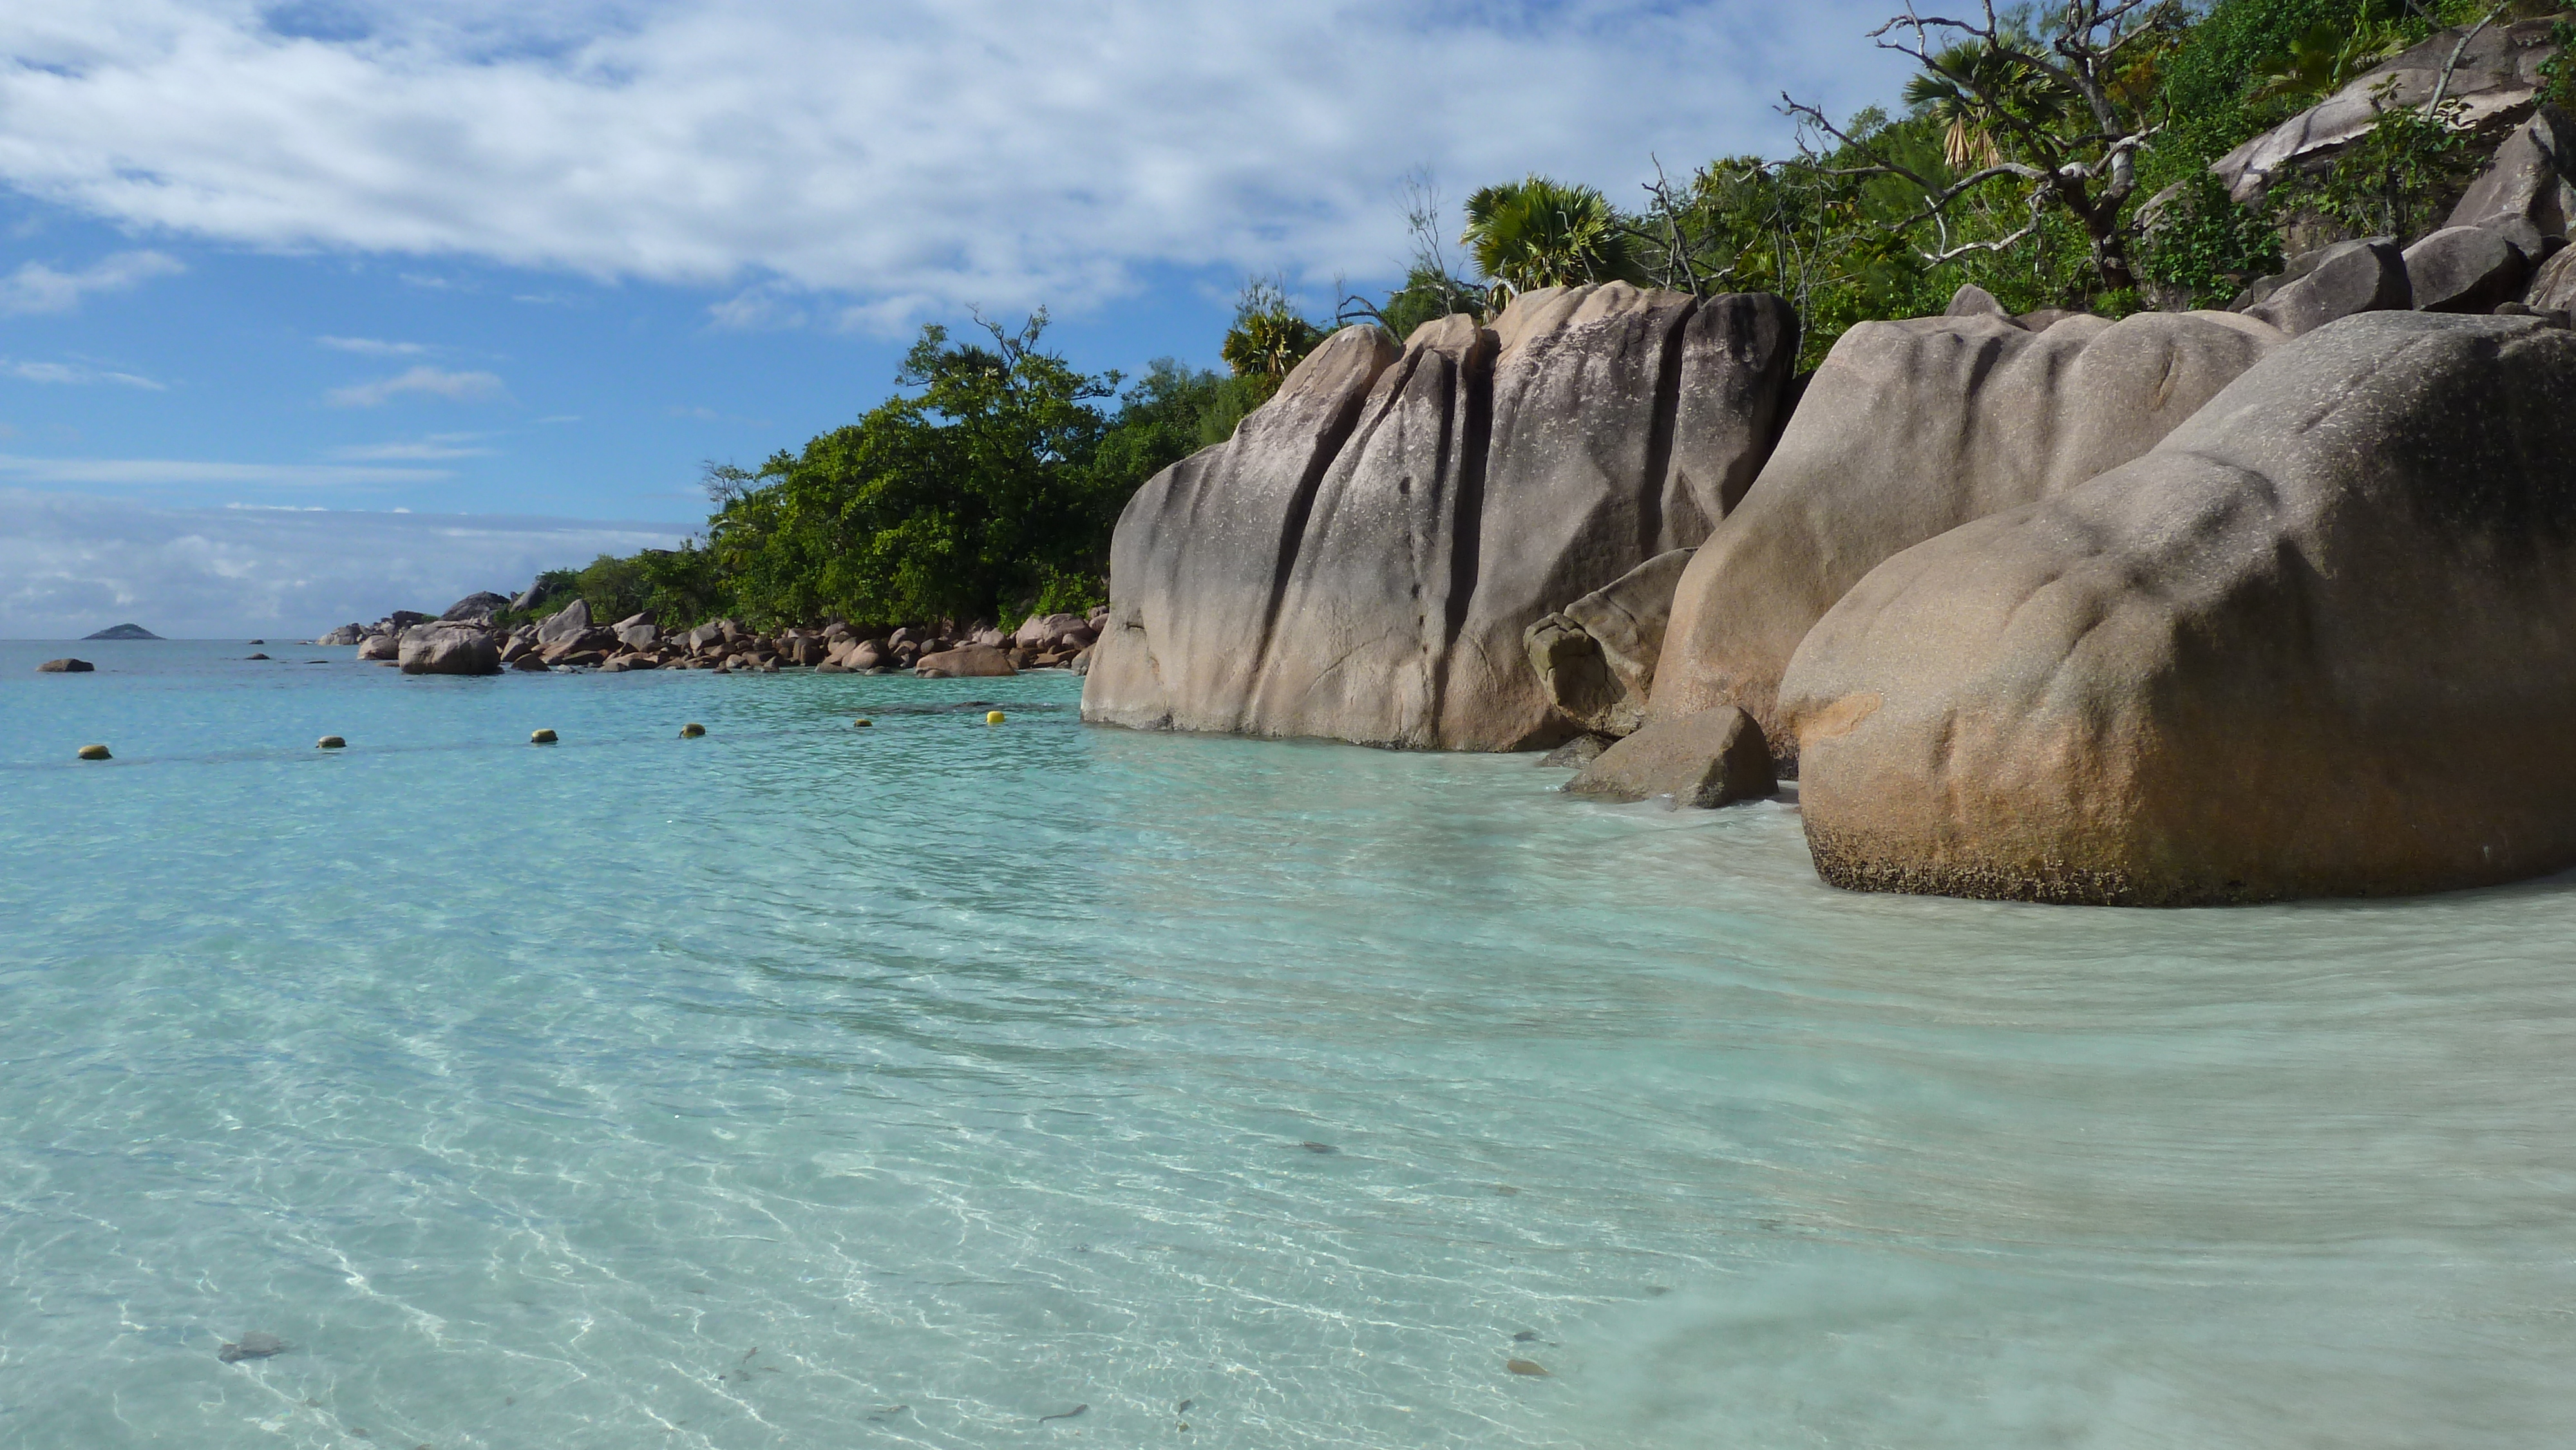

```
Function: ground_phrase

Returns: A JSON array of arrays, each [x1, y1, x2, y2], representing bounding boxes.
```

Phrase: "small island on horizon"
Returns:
[[81, 624, 163, 641]]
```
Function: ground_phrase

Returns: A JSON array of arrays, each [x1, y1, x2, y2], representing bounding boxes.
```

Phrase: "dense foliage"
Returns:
[[536, 0, 2562, 630]]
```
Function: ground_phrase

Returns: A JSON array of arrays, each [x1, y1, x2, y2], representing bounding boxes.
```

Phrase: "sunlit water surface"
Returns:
[[5, 639, 2575, 1448]]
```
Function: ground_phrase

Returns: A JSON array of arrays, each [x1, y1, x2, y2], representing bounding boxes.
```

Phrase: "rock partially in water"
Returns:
[[399, 628, 501, 676], [1567, 706, 1775, 809], [1506, 1359, 1549, 1377], [37, 658, 95, 673], [1536, 734, 1613, 769], [915, 644, 1018, 678], [218, 1331, 287, 1364]]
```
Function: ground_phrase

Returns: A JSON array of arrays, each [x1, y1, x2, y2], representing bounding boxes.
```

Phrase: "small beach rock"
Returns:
[[77, 744, 111, 760], [1537, 734, 1613, 768], [37, 658, 95, 673], [1567, 707, 1775, 808], [317, 736, 346, 749], [246, 653, 270, 661]]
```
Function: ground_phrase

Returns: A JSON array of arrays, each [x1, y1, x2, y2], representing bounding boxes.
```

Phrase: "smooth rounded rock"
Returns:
[[680, 722, 705, 738], [37, 658, 95, 673], [1783, 312, 2576, 905], [317, 736, 345, 749], [529, 729, 558, 744], [77, 744, 110, 760]]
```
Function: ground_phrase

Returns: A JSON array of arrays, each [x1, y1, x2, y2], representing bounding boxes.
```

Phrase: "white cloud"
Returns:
[[326, 366, 507, 406], [327, 433, 491, 460], [0, 250, 186, 315], [0, 2, 1912, 319], [4, 360, 166, 389], [0, 453, 444, 487], [0, 486, 688, 638], [317, 335, 429, 355]]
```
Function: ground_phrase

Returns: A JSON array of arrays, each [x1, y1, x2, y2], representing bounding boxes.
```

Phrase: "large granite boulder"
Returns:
[[2239, 238, 2411, 335], [2447, 104, 2576, 240], [2403, 226, 2529, 314], [399, 627, 502, 675], [1523, 547, 1696, 737], [355, 632, 398, 661], [1084, 283, 1800, 749], [442, 591, 511, 622], [1779, 311, 2576, 905], [914, 643, 1018, 677], [36, 657, 94, 673], [316, 623, 365, 646], [1650, 303, 2281, 769], [2211, 18, 2565, 205], [535, 599, 592, 652]]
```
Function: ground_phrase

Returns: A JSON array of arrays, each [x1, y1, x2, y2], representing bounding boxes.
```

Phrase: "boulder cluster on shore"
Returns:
[[1081, 88, 2576, 908], [316, 596, 1104, 679]]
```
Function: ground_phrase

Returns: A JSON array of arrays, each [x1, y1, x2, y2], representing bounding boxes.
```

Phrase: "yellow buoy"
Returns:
[[317, 736, 346, 749], [530, 728, 558, 744], [985, 710, 1006, 725], [853, 719, 873, 728], [680, 722, 706, 738], [77, 744, 111, 760]]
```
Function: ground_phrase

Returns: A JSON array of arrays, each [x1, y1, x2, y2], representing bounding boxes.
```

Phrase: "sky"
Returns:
[[0, 0, 1914, 638]]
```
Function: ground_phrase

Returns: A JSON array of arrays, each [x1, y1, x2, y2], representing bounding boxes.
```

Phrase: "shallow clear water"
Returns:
[[5, 639, 2575, 1448]]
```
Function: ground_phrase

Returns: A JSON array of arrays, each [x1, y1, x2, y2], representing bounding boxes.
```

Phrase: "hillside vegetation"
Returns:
[[528, 0, 2561, 634]]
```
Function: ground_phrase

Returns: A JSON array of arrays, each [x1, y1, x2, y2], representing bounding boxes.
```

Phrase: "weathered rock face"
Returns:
[[399, 628, 502, 676], [1084, 283, 1800, 749], [316, 624, 366, 646], [2528, 243, 2576, 312], [2448, 104, 2576, 238], [914, 643, 1018, 677], [1564, 706, 1775, 809], [2212, 19, 2565, 205], [1780, 311, 2576, 905], [1651, 305, 2282, 768], [37, 657, 94, 673], [1523, 547, 1696, 737], [355, 633, 399, 661]]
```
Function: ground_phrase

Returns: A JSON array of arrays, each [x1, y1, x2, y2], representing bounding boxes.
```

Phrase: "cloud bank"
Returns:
[[326, 366, 508, 406], [0, 250, 186, 315], [0, 1, 1910, 321], [0, 488, 688, 639]]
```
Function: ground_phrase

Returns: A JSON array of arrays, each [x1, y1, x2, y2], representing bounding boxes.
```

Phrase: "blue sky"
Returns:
[[0, 0, 1913, 637]]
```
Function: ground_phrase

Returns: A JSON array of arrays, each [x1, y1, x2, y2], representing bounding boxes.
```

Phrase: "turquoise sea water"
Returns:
[[6, 639, 2576, 1448]]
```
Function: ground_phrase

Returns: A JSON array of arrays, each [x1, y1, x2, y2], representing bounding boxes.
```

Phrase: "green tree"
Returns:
[[706, 312, 1119, 627], [1219, 277, 1325, 382]]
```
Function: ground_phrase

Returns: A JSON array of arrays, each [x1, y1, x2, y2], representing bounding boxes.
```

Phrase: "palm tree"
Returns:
[[1460, 176, 1643, 306], [1220, 308, 1323, 379]]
